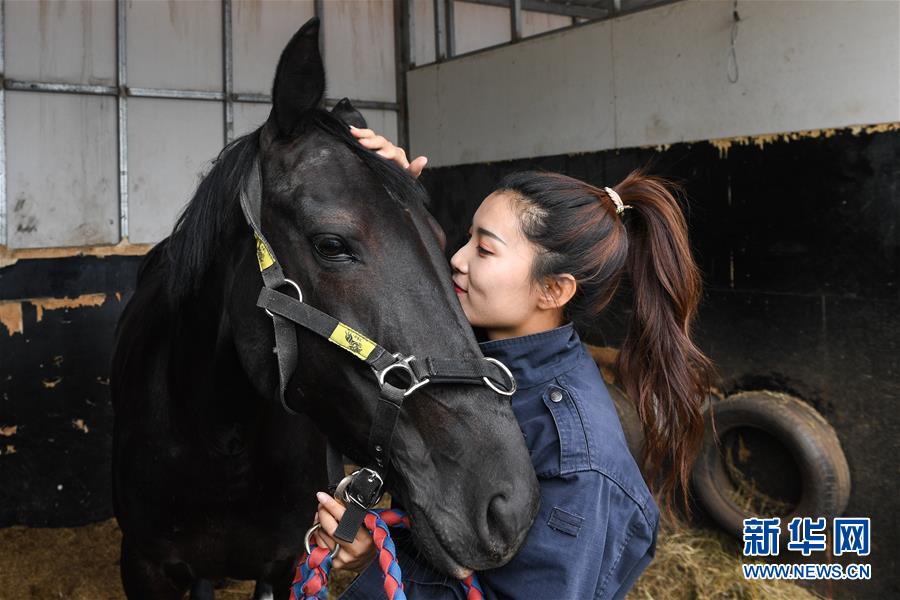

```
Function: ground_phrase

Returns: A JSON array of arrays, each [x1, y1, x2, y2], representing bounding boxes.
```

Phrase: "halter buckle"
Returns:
[[336, 467, 385, 509]]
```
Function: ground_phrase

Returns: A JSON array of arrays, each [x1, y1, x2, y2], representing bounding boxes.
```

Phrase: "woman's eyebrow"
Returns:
[[477, 227, 507, 246]]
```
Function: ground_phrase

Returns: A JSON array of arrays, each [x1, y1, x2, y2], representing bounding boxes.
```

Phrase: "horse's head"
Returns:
[[227, 18, 539, 576]]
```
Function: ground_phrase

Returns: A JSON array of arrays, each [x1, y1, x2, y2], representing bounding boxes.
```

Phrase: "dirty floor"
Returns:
[[1, 518, 817, 599]]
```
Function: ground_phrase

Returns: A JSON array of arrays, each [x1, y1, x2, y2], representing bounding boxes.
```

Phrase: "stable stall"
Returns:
[[1, 1, 896, 598]]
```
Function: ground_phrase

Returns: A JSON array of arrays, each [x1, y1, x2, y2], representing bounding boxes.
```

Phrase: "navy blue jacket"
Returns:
[[341, 323, 659, 600]]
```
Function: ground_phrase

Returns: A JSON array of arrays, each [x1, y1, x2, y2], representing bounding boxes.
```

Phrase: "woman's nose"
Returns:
[[450, 247, 466, 274]]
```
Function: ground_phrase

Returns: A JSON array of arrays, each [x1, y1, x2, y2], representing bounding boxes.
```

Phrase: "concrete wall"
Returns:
[[408, 0, 900, 166], [3, 0, 399, 249]]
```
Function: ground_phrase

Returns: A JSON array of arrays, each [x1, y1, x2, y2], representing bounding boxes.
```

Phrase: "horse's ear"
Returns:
[[270, 17, 324, 138], [330, 98, 368, 129]]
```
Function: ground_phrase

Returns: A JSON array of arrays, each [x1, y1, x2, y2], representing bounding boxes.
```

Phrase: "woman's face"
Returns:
[[450, 191, 550, 340]]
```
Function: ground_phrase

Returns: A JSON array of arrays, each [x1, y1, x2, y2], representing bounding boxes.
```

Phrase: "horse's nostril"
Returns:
[[484, 492, 517, 553]]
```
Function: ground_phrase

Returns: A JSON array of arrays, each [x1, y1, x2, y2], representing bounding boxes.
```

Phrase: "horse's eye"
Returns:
[[313, 236, 352, 261]]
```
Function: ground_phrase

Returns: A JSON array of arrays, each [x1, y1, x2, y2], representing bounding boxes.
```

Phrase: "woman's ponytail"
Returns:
[[497, 168, 717, 517], [611, 169, 716, 517]]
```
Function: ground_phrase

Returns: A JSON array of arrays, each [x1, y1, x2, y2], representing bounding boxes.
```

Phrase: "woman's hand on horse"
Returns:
[[349, 125, 428, 178], [313, 491, 377, 572]]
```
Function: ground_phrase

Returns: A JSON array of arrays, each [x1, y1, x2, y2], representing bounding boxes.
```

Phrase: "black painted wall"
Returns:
[[0, 255, 142, 526], [0, 127, 896, 597]]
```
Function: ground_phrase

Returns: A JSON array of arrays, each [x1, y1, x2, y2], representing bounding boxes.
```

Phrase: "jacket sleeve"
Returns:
[[477, 471, 659, 600], [603, 499, 658, 600]]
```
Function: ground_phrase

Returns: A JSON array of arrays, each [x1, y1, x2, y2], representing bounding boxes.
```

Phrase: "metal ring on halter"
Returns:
[[376, 358, 431, 397], [264, 278, 303, 317], [403, 378, 431, 397], [304, 522, 341, 559], [483, 357, 517, 396]]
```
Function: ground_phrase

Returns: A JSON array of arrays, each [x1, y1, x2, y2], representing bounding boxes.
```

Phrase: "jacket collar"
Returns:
[[478, 322, 581, 390]]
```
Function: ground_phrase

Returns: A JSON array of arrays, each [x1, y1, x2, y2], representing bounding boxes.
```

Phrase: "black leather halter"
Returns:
[[239, 157, 516, 542]]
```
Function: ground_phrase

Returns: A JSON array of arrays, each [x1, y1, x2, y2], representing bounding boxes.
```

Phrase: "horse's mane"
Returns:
[[151, 109, 428, 307]]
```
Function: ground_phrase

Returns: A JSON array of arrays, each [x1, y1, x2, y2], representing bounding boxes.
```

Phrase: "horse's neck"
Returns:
[[166, 254, 261, 432]]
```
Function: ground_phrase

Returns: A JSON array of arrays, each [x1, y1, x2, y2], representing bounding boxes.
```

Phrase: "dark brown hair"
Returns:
[[496, 168, 716, 516]]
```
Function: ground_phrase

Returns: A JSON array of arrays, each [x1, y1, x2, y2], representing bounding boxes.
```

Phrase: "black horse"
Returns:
[[111, 18, 539, 600]]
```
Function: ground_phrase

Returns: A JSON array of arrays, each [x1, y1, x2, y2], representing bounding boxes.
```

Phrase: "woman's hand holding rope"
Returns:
[[313, 491, 378, 572]]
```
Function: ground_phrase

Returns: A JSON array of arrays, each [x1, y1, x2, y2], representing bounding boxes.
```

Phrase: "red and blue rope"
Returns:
[[290, 508, 484, 600]]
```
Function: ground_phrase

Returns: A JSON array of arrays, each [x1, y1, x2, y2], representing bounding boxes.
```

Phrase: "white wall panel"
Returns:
[[615, 0, 900, 148], [453, 2, 510, 56], [127, 0, 222, 92], [413, 0, 436, 66], [452, 3, 572, 58], [408, 21, 615, 165], [233, 0, 316, 95], [408, 0, 900, 167], [324, 0, 396, 102], [522, 9, 571, 38], [414, 2, 572, 67], [233, 102, 272, 138], [2, 0, 403, 249], [6, 92, 118, 248], [5, 0, 116, 84], [127, 99, 223, 244]]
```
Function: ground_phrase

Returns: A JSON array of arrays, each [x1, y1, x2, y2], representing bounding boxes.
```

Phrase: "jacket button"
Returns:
[[550, 390, 563, 403]]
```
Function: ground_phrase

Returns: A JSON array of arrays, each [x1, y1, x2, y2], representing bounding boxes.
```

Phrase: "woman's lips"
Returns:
[[453, 282, 467, 295]]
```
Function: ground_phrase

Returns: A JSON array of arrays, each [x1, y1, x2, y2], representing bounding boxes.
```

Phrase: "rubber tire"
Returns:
[[603, 378, 720, 469], [691, 390, 851, 538], [606, 382, 645, 463]]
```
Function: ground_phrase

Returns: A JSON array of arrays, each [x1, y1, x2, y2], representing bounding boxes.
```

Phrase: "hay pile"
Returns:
[[0, 517, 818, 599], [331, 520, 822, 599], [0, 518, 124, 599], [628, 522, 819, 600]]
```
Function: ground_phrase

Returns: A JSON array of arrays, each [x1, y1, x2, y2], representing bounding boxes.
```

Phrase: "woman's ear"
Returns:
[[538, 274, 577, 310]]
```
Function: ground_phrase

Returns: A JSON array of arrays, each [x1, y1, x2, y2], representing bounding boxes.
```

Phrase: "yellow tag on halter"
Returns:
[[329, 323, 376, 360], [254, 232, 275, 271]]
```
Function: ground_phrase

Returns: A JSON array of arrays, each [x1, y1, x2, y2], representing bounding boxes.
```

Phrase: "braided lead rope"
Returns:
[[365, 510, 409, 599], [461, 573, 486, 600], [291, 508, 484, 600], [291, 545, 332, 600]]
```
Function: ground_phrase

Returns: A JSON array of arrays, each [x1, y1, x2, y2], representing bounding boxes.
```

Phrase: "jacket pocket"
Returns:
[[547, 506, 584, 537]]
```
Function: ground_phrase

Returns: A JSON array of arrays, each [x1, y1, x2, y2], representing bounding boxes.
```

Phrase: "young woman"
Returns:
[[308, 127, 716, 599]]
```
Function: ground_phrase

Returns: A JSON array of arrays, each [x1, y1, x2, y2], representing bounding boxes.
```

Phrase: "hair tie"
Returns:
[[604, 187, 632, 216]]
